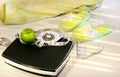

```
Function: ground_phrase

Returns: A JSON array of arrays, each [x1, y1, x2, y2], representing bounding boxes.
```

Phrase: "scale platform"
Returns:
[[2, 39, 73, 76]]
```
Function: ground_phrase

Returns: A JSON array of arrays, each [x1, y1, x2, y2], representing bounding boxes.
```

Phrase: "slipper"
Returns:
[[58, 4, 101, 32], [72, 22, 112, 42], [59, 11, 90, 32], [92, 24, 112, 39]]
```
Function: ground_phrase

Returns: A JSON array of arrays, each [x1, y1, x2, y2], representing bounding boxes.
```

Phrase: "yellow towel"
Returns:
[[0, 0, 102, 24]]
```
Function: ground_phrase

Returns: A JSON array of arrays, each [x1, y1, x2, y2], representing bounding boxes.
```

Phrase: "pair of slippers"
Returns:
[[59, 6, 112, 43]]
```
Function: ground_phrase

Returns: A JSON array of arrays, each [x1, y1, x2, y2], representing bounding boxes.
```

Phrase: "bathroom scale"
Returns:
[[2, 38, 73, 76]]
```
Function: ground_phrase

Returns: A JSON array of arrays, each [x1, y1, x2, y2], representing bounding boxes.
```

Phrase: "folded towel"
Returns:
[[0, 0, 102, 24]]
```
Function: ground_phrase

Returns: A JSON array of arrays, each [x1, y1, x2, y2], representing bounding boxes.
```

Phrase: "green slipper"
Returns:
[[59, 11, 90, 32], [72, 22, 112, 43], [92, 24, 112, 39]]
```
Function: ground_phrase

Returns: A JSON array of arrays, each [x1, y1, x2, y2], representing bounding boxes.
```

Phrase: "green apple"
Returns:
[[20, 28, 36, 44]]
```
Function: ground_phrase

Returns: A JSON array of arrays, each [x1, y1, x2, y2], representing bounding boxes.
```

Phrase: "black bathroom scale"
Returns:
[[2, 38, 73, 76]]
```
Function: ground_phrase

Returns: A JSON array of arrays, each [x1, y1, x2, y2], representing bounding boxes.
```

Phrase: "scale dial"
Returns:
[[36, 29, 64, 46]]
